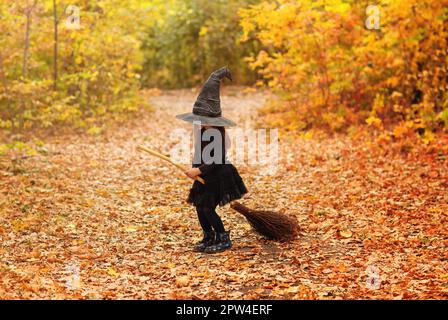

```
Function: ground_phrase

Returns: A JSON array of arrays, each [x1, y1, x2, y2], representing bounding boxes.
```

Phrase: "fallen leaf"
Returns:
[[339, 230, 353, 238], [125, 226, 138, 233], [107, 268, 119, 277], [176, 275, 190, 287]]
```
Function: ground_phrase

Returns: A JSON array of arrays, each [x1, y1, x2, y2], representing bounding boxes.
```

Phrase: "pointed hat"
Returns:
[[176, 67, 236, 127]]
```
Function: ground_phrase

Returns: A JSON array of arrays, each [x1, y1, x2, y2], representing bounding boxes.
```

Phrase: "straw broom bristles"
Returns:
[[230, 201, 299, 241]]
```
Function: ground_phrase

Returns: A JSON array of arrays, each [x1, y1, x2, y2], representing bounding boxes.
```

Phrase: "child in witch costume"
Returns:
[[176, 67, 248, 253]]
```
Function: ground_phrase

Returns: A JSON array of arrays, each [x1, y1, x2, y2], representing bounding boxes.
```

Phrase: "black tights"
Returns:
[[196, 206, 225, 233]]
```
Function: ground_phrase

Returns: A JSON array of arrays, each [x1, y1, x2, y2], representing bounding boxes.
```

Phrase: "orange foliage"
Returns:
[[240, 0, 448, 140]]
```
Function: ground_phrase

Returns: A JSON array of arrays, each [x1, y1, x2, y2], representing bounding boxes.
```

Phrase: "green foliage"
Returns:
[[141, 0, 261, 88], [0, 141, 36, 156], [0, 0, 152, 135]]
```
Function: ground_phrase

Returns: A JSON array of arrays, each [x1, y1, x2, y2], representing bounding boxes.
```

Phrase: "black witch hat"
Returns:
[[176, 67, 236, 127]]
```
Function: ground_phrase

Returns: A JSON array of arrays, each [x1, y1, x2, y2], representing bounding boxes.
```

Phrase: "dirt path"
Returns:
[[0, 88, 446, 299]]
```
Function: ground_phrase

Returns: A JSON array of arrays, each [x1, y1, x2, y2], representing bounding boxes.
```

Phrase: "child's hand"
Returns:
[[185, 167, 201, 179]]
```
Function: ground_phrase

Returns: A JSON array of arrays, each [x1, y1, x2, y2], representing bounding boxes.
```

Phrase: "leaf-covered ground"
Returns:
[[0, 88, 447, 299]]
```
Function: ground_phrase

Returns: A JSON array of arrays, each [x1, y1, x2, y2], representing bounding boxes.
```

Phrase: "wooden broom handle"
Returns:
[[137, 145, 205, 184]]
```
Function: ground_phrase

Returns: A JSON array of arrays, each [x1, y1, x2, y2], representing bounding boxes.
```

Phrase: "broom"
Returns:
[[138, 145, 298, 241], [137, 145, 205, 184], [230, 201, 298, 241]]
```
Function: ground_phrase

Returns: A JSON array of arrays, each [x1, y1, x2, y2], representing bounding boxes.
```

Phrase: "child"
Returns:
[[176, 67, 248, 253]]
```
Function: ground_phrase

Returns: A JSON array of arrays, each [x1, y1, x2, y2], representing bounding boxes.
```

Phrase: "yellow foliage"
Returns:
[[366, 116, 382, 129], [239, 0, 448, 135], [0, 0, 152, 133], [393, 123, 410, 139]]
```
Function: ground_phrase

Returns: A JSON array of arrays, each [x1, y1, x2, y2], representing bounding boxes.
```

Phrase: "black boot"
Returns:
[[204, 231, 232, 254], [194, 231, 215, 252]]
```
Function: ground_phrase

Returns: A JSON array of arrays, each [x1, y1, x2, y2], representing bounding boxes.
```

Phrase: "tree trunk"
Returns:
[[53, 0, 58, 90], [20, 7, 33, 131], [0, 55, 14, 132], [22, 11, 31, 79]]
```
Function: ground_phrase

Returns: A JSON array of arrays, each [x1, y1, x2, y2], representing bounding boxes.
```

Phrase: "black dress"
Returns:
[[187, 127, 248, 208]]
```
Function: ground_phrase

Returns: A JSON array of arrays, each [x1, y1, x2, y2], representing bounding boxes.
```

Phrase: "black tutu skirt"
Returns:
[[187, 164, 248, 208]]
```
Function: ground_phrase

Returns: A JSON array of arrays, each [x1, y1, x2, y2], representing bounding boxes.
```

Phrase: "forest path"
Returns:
[[0, 88, 446, 299]]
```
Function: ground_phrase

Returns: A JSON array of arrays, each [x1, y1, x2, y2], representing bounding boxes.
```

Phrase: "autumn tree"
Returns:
[[0, 0, 153, 139], [240, 0, 448, 139]]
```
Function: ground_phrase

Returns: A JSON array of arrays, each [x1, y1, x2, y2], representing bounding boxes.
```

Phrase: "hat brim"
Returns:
[[175, 113, 237, 127]]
